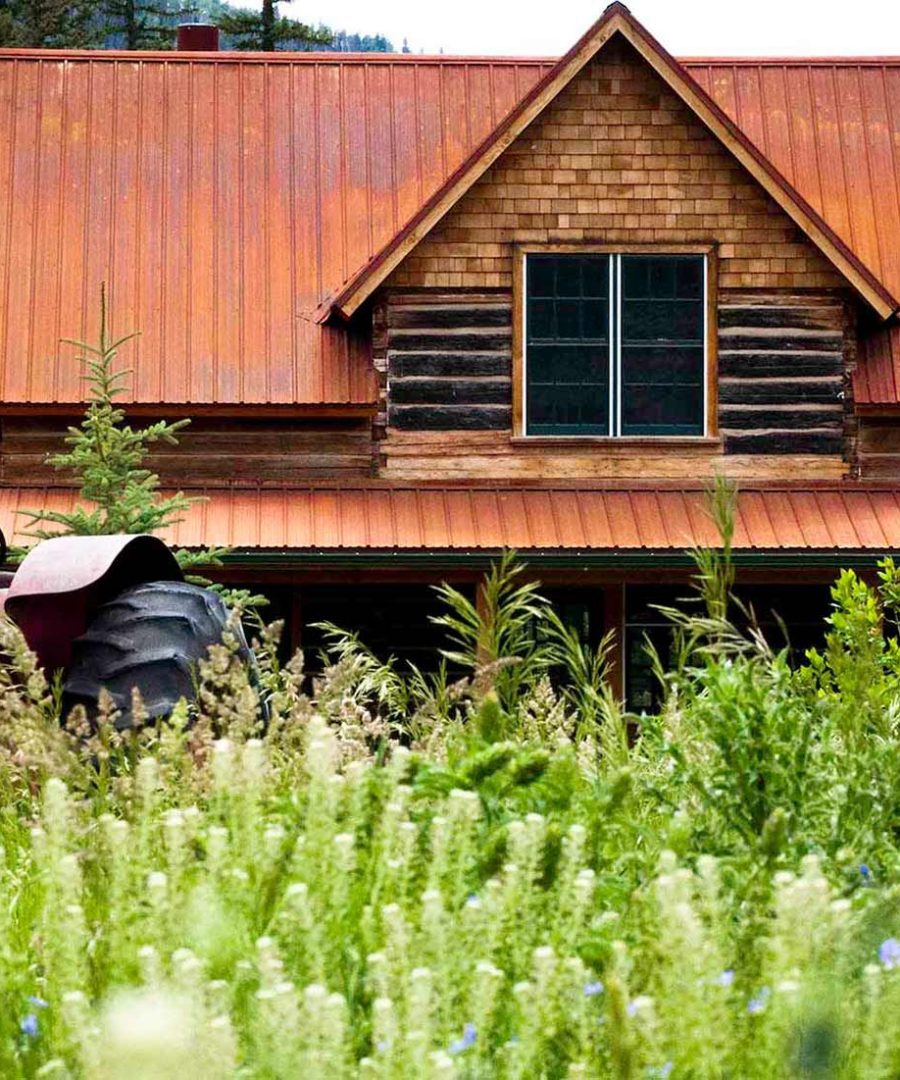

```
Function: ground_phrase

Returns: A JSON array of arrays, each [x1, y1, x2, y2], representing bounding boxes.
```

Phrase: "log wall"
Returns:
[[0, 415, 377, 486], [386, 291, 512, 432], [716, 293, 846, 456], [379, 287, 851, 480]]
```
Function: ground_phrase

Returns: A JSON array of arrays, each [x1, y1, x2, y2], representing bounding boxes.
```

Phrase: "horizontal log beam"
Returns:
[[388, 405, 511, 430]]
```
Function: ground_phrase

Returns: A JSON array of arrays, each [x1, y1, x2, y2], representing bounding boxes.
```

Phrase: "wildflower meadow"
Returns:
[[3, 543, 900, 1077]]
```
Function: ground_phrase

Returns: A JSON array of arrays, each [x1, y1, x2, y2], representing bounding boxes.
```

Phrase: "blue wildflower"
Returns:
[[449, 1022, 477, 1054], [584, 980, 604, 997], [880, 938, 900, 969], [645, 1064, 674, 1079], [27, 996, 48, 1010], [376, 1040, 390, 1053], [747, 987, 771, 1015], [860, 864, 871, 879], [20, 1014, 38, 1038], [626, 1000, 639, 1018], [714, 969, 735, 988]]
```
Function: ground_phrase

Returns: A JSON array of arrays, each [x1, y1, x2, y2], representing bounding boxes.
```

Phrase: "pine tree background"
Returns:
[[0, 0, 399, 51]]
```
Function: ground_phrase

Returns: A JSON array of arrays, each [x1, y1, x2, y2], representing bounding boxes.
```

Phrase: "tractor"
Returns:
[[0, 531, 253, 728]]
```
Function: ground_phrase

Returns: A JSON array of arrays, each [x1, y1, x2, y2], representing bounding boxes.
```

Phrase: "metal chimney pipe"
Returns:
[[177, 23, 220, 51]]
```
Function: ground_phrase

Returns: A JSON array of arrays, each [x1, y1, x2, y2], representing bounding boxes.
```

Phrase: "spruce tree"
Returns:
[[98, 0, 195, 50], [18, 287, 265, 609], [19, 286, 207, 563], [215, 0, 330, 51], [0, 0, 97, 47]]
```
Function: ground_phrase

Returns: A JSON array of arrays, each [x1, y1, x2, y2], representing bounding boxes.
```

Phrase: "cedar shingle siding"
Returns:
[[387, 38, 843, 292]]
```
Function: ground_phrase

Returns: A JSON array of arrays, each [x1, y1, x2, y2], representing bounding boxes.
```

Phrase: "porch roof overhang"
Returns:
[[2, 482, 899, 565]]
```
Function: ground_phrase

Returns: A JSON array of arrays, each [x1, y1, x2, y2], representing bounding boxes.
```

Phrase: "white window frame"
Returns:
[[520, 250, 710, 439]]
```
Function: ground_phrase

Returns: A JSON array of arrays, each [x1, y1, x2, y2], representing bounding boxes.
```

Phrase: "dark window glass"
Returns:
[[525, 253, 705, 437], [301, 585, 475, 675], [620, 254, 705, 436], [526, 255, 610, 435], [623, 584, 832, 713]]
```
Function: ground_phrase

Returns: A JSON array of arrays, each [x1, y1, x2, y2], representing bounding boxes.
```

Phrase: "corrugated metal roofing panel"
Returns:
[[685, 59, 900, 301], [3, 48, 900, 405], [0, 53, 551, 405], [857, 326, 900, 405], [1, 484, 900, 552]]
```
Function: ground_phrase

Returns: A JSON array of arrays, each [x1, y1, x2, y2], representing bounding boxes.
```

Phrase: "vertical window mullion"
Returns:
[[608, 254, 615, 437], [615, 253, 623, 437], [522, 252, 528, 435], [702, 253, 708, 437]]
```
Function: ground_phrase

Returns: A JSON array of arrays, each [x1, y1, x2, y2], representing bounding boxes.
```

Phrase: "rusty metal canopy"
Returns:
[[0, 51, 550, 406], [3, 45, 900, 404], [1, 485, 899, 554]]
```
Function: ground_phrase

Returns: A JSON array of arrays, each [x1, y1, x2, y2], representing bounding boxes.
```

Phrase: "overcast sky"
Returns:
[[264, 0, 900, 56]]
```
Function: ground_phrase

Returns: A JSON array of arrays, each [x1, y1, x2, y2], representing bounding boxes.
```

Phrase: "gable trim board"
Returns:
[[324, 3, 898, 324]]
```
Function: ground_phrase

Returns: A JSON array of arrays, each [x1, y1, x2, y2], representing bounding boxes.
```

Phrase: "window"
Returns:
[[523, 252, 708, 437], [623, 584, 831, 713]]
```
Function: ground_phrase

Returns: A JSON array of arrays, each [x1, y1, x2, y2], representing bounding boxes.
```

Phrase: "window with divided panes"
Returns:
[[524, 253, 707, 436]]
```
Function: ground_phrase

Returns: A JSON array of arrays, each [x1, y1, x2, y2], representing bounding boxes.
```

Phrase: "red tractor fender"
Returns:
[[3, 534, 183, 673]]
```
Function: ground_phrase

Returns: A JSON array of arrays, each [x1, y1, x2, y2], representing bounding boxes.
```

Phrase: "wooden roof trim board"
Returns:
[[3, 483, 900, 553], [324, 3, 899, 323]]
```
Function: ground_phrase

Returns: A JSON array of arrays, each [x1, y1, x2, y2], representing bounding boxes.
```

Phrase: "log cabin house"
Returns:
[[2, 3, 900, 705]]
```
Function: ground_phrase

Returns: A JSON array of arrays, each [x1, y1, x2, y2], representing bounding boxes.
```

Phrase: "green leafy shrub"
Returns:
[[2, 533, 900, 1075]]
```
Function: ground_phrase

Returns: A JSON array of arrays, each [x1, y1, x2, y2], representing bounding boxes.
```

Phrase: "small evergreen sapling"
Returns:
[[18, 286, 224, 575]]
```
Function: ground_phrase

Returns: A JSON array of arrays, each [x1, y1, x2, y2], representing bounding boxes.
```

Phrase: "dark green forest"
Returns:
[[0, 0, 396, 51]]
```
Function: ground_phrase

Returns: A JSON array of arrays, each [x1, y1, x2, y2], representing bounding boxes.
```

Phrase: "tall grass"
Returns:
[[3, 538, 900, 1076]]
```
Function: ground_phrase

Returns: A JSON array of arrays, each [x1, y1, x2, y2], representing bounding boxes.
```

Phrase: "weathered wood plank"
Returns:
[[390, 378, 511, 405], [380, 446, 845, 481], [717, 329, 844, 352], [857, 421, 900, 454], [718, 351, 842, 378], [0, 414, 377, 484], [856, 454, 900, 478], [389, 352, 512, 378], [389, 304, 511, 329], [724, 432, 843, 454], [719, 407, 842, 431], [718, 305, 843, 331], [389, 328, 511, 352], [388, 405, 511, 430], [719, 379, 841, 405]]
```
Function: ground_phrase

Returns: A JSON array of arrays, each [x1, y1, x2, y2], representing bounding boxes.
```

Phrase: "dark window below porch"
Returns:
[[624, 583, 833, 714]]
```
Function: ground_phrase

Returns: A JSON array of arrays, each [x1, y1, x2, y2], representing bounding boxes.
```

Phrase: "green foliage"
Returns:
[[19, 286, 198, 542], [4, 510, 900, 1073], [215, 0, 331, 51], [0, 0, 96, 46], [98, 0, 195, 49], [327, 29, 394, 53]]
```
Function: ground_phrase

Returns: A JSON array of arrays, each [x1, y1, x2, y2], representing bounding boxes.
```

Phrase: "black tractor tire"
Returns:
[[61, 581, 255, 729]]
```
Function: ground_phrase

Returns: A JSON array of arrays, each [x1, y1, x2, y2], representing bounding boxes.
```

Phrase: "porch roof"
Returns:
[[2, 482, 899, 557]]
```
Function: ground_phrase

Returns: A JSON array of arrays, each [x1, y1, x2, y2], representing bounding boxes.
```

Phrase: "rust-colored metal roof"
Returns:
[[683, 58, 900, 405], [855, 325, 900, 406], [328, 10, 899, 322], [4, 39, 900, 403], [685, 58, 900, 305], [2, 484, 899, 552], [0, 51, 550, 405]]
